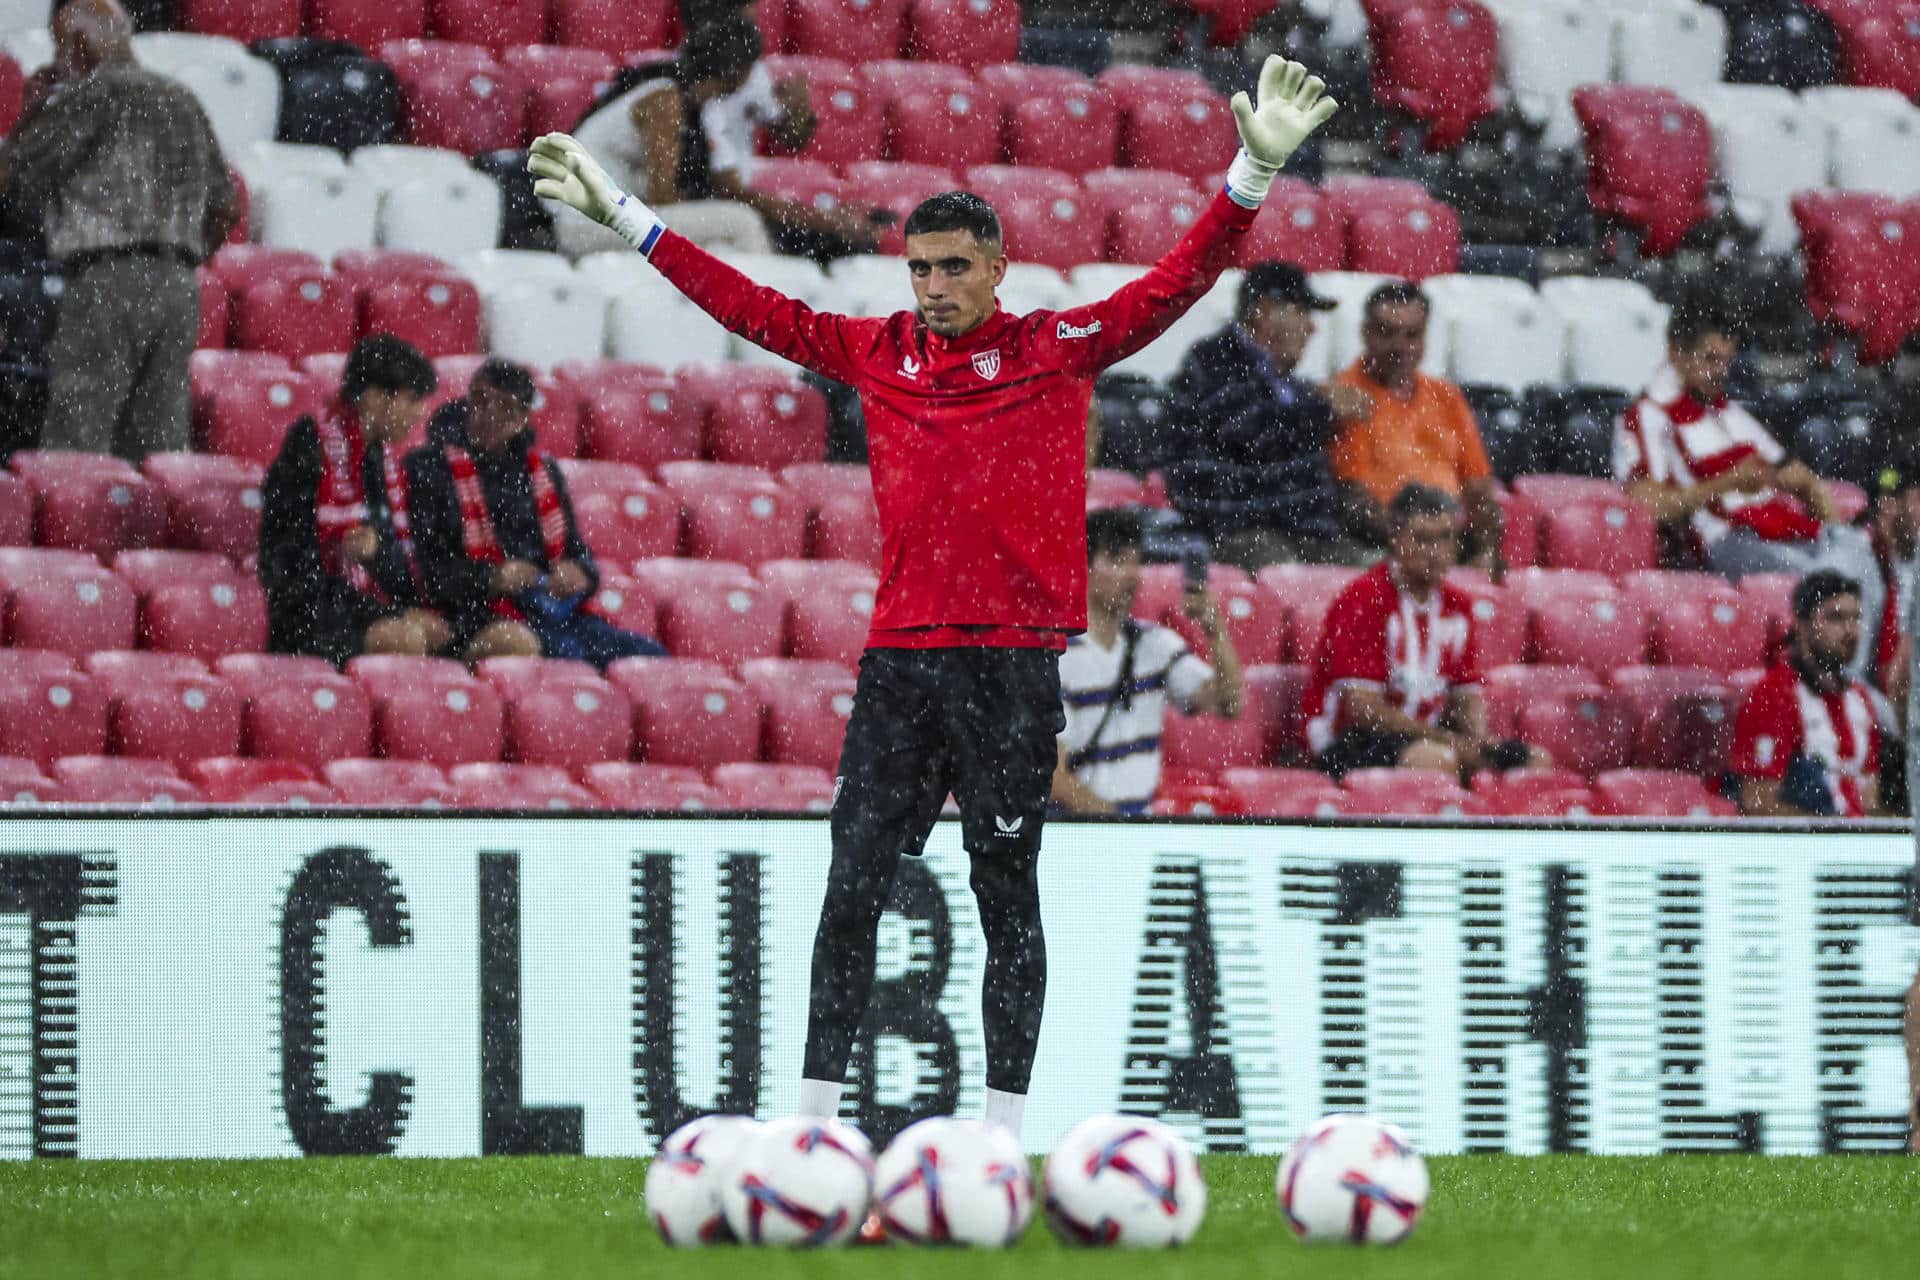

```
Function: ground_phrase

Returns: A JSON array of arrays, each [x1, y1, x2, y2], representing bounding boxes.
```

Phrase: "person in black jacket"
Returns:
[[258, 335, 449, 665], [1165, 262, 1373, 570], [407, 359, 665, 667]]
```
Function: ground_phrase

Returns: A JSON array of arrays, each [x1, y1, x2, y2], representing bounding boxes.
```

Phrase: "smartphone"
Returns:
[[1182, 554, 1208, 592]]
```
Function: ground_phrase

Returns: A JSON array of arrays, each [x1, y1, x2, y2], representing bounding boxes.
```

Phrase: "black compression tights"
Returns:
[[802, 847, 1048, 1096]]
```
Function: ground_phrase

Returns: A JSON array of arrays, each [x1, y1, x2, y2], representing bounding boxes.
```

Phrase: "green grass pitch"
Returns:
[[2, 1155, 1916, 1279]]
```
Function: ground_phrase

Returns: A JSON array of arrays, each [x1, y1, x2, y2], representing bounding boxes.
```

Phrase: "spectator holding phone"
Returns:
[[1053, 508, 1244, 815]]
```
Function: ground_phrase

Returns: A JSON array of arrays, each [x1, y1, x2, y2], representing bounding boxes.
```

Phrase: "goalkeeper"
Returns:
[[529, 58, 1336, 1141]]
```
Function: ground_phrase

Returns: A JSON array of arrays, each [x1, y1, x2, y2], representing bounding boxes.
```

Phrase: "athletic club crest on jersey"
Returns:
[[971, 349, 1001, 380]]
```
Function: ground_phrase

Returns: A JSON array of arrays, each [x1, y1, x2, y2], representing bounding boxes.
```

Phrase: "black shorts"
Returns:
[[832, 646, 1065, 861], [1316, 729, 1414, 779]]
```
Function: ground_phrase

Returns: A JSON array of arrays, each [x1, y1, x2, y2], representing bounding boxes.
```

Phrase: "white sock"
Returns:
[[798, 1078, 843, 1118], [984, 1088, 1026, 1140]]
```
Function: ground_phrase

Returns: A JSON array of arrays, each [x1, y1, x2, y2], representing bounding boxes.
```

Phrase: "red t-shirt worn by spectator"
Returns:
[[1729, 659, 1879, 817], [1301, 562, 1481, 754], [644, 191, 1256, 649]]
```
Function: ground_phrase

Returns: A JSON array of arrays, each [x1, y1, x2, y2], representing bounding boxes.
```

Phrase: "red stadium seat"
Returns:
[[82, 651, 244, 765], [843, 162, 960, 255], [486, 663, 633, 768], [645, 566, 784, 665], [904, 0, 1020, 66], [1738, 572, 1796, 658], [1161, 699, 1269, 779], [178, 0, 302, 41], [115, 553, 269, 662], [740, 657, 855, 768], [1221, 766, 1342, 817], [960, 165, 1102, 271], [585, 569, 659, 636], [383, 42, 528, 152], [550, 0, 677, 54], [657, 461, 806, 566], [0, 471, 27, 547], [1481, 663, 1600, 737], [757, 559, 878, 665], [1643, 589, 1764, 674], [1611, 663, 1737, 774], [711, 761, 834, 811], [582, 762, 727, 809], [357, 273, 482, 358], [1366, 0, 1500, 151], [197, 270, 230, 348], [501, 46, 619, 135], [999, 76, 1120, 176], [1467, 765, 1589, 806], [1513, 686, 1632, 776], [1242, 663, 1308, 763], [678, 364, 829, 469], [429, 0, 549, 50], [1819, 0, 1920, 98], [1235, 177, 1344, 272], [447, 762, 600, 808], [554, 361, 701, 468], [1253, 564, 1358, 663], [0, 556, 136, 657], [1085, 468, 1147, 510], [1792, 191, 1920, 365], [1174, 0, 1281, 47], [142, 453, 265, 560], [859, 61, 999, 170], [1141, 564, 1286, 667], [0, 756, 54, 803], [1509, 474, 1627, 506], [1468, 788, 1596, 818], [229, 269, 354, 361], [1504, 566, 1615, 608], [349, 658, 506, 765], [1094, 66, 1237, 183], [781, 463, 883, 567], [208, 244, 324, 292], [1495, 489, 1540, 568], [1345, 197, 1461, 279], [1573, 86, 1715, 258], [308, 0, 427, 49], [1590, 768, 1734, 819], [322, 758, 456, 806], [1341, 767, 1471, 815], [1442, 575, 1525, 672], [743, 156, 851, 215], [217, 654, 377, 768], [786, 0, 907, 60], [610, 655, 763, 767], [556, 460, 681, 562], [760, 56, 886, 166], [1538, 496, 1659, 574], [1080, 168, 1201, 256], [183, 755, 317, 799], [1150, 782, 1245, 817], [51, 756, 203, 806], [9, 451, 166, 558], [0, 653, 106, 764], [1109, 188, 1209, 266]]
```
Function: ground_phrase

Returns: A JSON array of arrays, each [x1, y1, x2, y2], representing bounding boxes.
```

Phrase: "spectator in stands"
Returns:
[[1867, 447, 1920, 710], [0, 0, 237, 461], [1329, 283, 1502, 570], [1053, 507, 1243, 815], [1165, 263, 1371, 569], [259, 336, 451, 665], [560, 12, 880, 261], [1617, 306, 1882, 676], [1303, 484, 1544, 780], [1729, 570, 1883, 818], [408, 360, 666, 668]]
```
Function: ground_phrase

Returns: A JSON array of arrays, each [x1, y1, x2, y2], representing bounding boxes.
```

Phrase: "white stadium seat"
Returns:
[[158, 53, 282, 159], [252, 171, 379, 259], [1498, 5, 1613, 149], [1424, 274, 1567, 394], [1306, 271, 1395, 373], [1001, 262, 1073, 313], [1828, 113, 1920, 199], [480, 275, 608, 371], [1, 25, 45, 72], [1686, 86, 1828, 251], [456, 249, 577, 293], [1611, 0, 1727, 91], [606, 285, 733, 370], [348, 145, 475, 193], [132, 31, 251, 72], [234, 141, 348, 193], [824, 255, 914, 318], [379, 172, 502, 257], [712, 251, 831, 308], [1060, 264, 1147, 309], [0, 0, 50, 36], [1540, 276, 1670, 394]]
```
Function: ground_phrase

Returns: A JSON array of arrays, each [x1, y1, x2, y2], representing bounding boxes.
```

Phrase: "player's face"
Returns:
[[1088, 546, 1142, 614], [907, 230, 1007, 338], [1389, 511, 1459, 591], [1246, 299, 1315, 369], [1360, 301, 1427, 385], [1800, 594, 1861, 673], [357, 388, 425, 443], [1672, 333, 1736, 403]]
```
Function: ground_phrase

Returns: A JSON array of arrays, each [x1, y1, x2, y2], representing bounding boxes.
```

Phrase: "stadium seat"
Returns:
[[178, 0, 302, 41], [356, 272, 483, 357], [1792, 191, 1919, 365], [1095, 66, 1237, 183], [10, 451, 166, 558], [446, 762, 600, 809], [1820, 0, 1920, 99], [580, 570, 656, 638], [760, 56, 886, 167], [960, 165, 1102, 271], [500, 45, 616, 136], [859, 61, 998, 170], [322, 757, 454, 806], [740, 657, 854, 769], [1684, 86, 1828, 253], [1538, 497, 1659, 574], [1445, 575, 1525, 671], [581, 762, 727, 810], [1480, 662, 1598, 735], [228, 268, 354, 361], [308, 0, 427, 50], [781, 463, 882, 567], [1422, 275, 1565, 394], [1236, 178, 1345, 273], [551, 361, 694, 467], [1366, 0, 1500, 151], [0, 755, 55, 803], [1107, 188, 1210, 266], [1527, 588, 1648, 670], [1590, 767, 1732, 818], [470, 272, 606, 373], [644, 568, 784, 667], [185, 756, 334, 805], [997, 73, 1120, 176], [1738, 571, 1796, 657], [429, 0, 548, 49], [656, 461, 805, 566], [785, 0, 907, 60], [486, 663, 633, 768], [904, 0, 1019, 66], [198, 270, 230, 349], [1635, 584, 1765, 674], [710, 761, 834, 812], [676, 365, 829, 470], [1345, 196, 1460, 280], [1220, 766, 1342, 817], [549, 0, 676, 54], [384, 44, 528, 153], [1804, 86, 1920, 196], [1606, 663, 1738, 775], [1150, 782, 1246, 817], [50, 756, 204, 806], [1254, 564, 1358, 663], [0, 652, 106, 764], [1162, 697, 1270, 779], [82, 651, 244, 765], [1612, 0, 1728, 91], [378, 169, 503, 257], [1538, 276, 1670, 393], [350, 658, 506, 765], [0, 471, 28, 548], [217, 654, 376, 769], [1079, 168, 1198, 253], [757, 559, 877, 665], [1498, 3, 1611, 149], [610, 655, 762, 768], [1510, 681, 1632, 777], [159, 48, 283, 161], [251, 171, 379, 261], [257, 38, 401, 151], [0, 555, 136, 657], [1573, 86, 1715, 257], [605, 283, 734, 369], [556, 461, 680, 563], [115, 550, 269, 661], [207, 243, 323, 292], [1340, 767, 1471, 816], [1135, 564, 1285, 668], [1467, 765, 1589, 808], [842, 162, 959, 256]]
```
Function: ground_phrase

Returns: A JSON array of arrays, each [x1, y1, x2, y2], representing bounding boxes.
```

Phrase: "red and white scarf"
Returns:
[[444, 445, 601, 620], [315, 406, 414, 604]]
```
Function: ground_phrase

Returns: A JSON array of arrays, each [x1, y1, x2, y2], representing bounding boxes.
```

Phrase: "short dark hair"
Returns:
[[1086, 506, 1144, 561], [1387, 483, 1461, 528], [1362, 281, 1430, 327], [904, 191, 1002, 248], [1793, 570, 1860, 622], [342, 334, 435, 403], [472, 357, 537, 408], [679, 11, 762, 84], [1667, 303, 1737, 353]]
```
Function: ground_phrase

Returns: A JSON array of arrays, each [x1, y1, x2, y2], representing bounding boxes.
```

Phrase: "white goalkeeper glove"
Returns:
[[1225, 56, 1340, 209], [527, 133, 665, 255]]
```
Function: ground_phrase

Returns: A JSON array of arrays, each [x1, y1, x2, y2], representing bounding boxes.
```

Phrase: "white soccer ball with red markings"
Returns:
[[645, 1114, 762, 1246], [1041, 1114, 1206, 1247], [1275, 1113, 1429, 1246], [872, 1116, 1033, 1247], [719, 1115, 874, 1247]]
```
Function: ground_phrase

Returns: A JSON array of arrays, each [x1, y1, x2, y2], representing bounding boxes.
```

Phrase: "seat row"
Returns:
[[1157, 763, 1737, 820]]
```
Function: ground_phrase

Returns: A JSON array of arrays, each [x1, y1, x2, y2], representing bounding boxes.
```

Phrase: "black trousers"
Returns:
[[803, 646, 1064, 1095]]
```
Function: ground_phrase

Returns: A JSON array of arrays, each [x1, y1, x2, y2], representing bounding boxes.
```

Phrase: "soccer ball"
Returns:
[[719, 1115, 874, 1247], [644, 1114, 762, 1246], [872, 1117, 1034, 1247], [1041, 1114, 1206, 1247], [1274, 1113, 1429, 1246]]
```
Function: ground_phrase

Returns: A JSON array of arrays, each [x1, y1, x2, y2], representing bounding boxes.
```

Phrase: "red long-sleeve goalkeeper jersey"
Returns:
[[645, 189, 1257, 649]]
